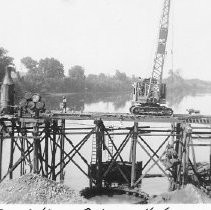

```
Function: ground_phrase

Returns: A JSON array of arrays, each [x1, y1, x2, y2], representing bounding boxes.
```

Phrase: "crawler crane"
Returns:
[[130, 0, 173, 116]]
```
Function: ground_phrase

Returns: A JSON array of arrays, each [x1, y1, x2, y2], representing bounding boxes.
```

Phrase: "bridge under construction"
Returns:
[[0, 65, 210, 198], [0, 110, 211, 196]]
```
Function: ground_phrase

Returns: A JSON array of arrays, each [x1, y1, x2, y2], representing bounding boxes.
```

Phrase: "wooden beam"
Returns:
[[102, 141, 129, 184], [33, 123, 39, 174], [103, 130, 132, 178], [0, 132, 3, 180], [131, 122, 138, 187], [141, 135, 171, 170], [60, 119, 65, 182], [137, 140, 169, 177], [44, 121, 50, 178], [53, 129, 95, 174], [133, 151, 167, 187], [9, 121, 15, 179], [51, 120, 57, 180]]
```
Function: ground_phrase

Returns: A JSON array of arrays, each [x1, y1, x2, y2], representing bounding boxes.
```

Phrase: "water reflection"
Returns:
[[13, 91, 211, 196], [167, 89, 199, 108], [44, 92, 131, 112], [44, 91, 211, 114], [43, 90, 211, 114]]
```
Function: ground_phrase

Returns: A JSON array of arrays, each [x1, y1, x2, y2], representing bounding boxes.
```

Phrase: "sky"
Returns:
[[0, 0, 211, 80]]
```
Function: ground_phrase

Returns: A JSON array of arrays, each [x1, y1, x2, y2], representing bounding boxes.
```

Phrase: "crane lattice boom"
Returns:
[[130, 0, 173, 116], [148, 0, 171, 99]]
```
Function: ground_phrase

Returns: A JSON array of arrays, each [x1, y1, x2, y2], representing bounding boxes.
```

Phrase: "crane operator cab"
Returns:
[[130, 78, 173, 116]]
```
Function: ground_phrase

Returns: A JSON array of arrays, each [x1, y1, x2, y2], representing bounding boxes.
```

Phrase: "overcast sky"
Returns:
[[0, 0, 211, 79]]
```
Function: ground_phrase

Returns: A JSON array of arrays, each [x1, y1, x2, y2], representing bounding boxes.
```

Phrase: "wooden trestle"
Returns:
[[0, 112, 211, 193]]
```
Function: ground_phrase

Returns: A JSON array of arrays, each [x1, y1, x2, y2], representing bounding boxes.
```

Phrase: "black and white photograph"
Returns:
[[0, 0, 211, 207]]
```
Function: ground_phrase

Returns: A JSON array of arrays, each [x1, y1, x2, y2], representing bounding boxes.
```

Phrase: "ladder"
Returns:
[[107, 130, 114, 161], [91, 135, 96, 164]]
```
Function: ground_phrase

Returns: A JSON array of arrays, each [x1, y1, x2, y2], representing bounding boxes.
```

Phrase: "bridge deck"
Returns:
[[1, 111, 211, 124], [51, 111, 211, 124]]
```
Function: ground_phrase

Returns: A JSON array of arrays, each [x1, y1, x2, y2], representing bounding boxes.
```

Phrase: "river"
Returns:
[[44, 91, 211, 200]]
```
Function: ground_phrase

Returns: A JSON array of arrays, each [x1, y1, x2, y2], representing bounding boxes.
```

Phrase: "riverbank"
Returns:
[[0, 173, 211, 204], [45, 91, 131, 96], [149, 184, 211, 204], [0, 173, 87, 204]]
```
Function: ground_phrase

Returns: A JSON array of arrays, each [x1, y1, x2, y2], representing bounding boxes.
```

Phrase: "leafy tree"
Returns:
[[21, 57, 38, 74], [86, 74, 98, 81], [19, 55, 134, 94], [98, 73, 107, 80], [0, 47, 14, 81], [115, 70, 127, 81], [68, 65, 85, 80], [68, 65, 85, 91], [38, 58, 64, 78]]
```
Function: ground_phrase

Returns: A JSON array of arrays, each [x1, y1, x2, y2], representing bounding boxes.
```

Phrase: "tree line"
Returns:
[[20, 56, 135, 94], [1, 46, 211, 101], [0, 47, 136, 98]]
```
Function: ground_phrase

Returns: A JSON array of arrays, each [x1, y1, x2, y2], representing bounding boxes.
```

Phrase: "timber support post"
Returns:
[[60, 119, 65, 182], [94, 119, 104, 189], [172, 123, 181, 189], [210, 138, 211, 182], [52, 120, 57, 181], [131, 122, 138, 187], [20, 121, 26, 176], [182, 124, 192, 186], [45, 120, 50, 178], [33, 122, 39, 174], [176, 123, 184, 187], [0, 132, 3, 180], [9, 121, 15, 179]]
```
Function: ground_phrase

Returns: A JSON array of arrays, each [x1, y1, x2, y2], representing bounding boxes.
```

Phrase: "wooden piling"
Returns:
[[0, 132, 3, 180], [186, 135, 190, 183], [173, 123, 181, 188], [209, 125, 211, 182], [189, 137, 197, 172], [182, 129, 187, 186], [176, 123, 183, 185], [45, 121, 50, 178], [52, 120, 57, 180], [9, 121, 15, 179], [60, 119, 65, 182], [182, 125, 192, 186], [33, 122, 39, 174], [131, 122, 138, 187], [20, 137, 25, 176], [20, 122, 26, 176], [171, 123, 175, 145], [95, 119, 104, 189]]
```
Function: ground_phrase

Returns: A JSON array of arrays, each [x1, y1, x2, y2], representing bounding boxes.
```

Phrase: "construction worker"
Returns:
[[62, 96, 67, 113]]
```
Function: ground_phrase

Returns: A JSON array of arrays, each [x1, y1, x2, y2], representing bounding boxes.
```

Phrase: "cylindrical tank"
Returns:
[[0, 65, 15, 114]]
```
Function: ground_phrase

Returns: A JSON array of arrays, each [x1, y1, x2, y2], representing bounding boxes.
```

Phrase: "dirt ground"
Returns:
[[1, 173, 211, 204], [0, 173, 87, 204], [149, 184, 211, 204]]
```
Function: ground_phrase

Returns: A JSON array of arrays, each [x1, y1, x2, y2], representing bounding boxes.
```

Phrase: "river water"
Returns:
[[2, 91, 211, 203], [44, 92, 211, 200]]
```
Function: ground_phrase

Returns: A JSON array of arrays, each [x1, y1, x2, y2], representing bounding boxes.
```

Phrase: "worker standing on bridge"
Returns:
[[62, 96, 67, 113]]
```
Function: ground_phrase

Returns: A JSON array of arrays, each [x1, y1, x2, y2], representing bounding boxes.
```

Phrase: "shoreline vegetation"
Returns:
[[1, 47, 211, 102], [45, 90, 131, 96]]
